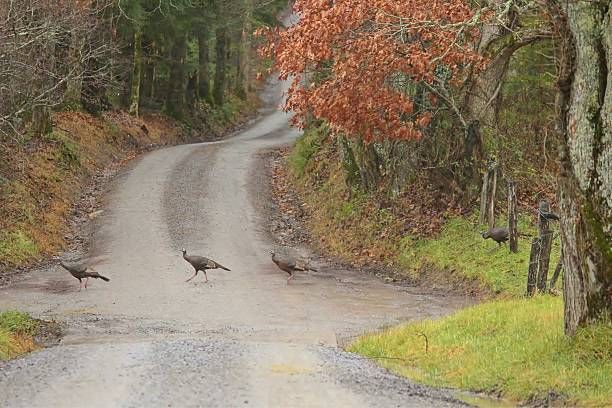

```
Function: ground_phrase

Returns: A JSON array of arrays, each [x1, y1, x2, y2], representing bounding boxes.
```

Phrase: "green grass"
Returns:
[[210, 95, 251, 126], [0, 311, 39, 360], [0, 230, 39, 266], [44, 131, 81, 168], [288, 124, 325, 178], [350, 296, 612, 406], [398, 216, 561, 296]]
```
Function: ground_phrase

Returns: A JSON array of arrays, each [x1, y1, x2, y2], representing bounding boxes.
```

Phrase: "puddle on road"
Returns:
[[455, 391, 515, 408], [7, 278, 73, 294]]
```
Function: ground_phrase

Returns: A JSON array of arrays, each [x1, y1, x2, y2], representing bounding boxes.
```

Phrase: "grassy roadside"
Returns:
[[0, 111, 184, 270], [0, 98, 256, 273], [285, 129, 608, 406], [288, 127, 560, 297], [397, 216, 560, 297], [0, 311, 39, 360], [349, 297, 611, 406]]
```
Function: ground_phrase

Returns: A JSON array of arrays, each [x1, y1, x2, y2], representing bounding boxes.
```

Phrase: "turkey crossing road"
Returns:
[[0, 78, 471, 408]]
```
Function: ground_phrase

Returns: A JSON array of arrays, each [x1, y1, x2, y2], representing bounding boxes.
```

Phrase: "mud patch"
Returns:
[[33, 319, 64, 348], [42, 279, 74, 294]]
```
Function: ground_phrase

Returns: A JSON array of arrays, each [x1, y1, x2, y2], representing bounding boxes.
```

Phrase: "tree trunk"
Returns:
[[31, 105, 52, 136], [550, 253, 563, 291], [142, 53, 155, 101], [80, 5, 110, 115], [552, 1, 611, 336], [166, 34, 187, 118], [129, 30, 142, 117], [460, 1, 547, 192], [198, 28, 212, 104], [65, 31, 85, 104], [351, 140, 381, 192], [31, 52, 52, 136], [487, 163, 498, 230], [213, 26, 227, 106], [479, 168, 490, 225], [507, 179, 519, 253], [527, 237, 541, 297], [537, 200, 554, 291], [234, 29, 246, 99], [235, 0, 253, 99], [339, 136, 361, 189], [243, 0, 254, 93]]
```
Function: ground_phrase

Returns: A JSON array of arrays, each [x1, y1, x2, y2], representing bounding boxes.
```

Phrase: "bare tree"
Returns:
[[0, 0, 114, 139]]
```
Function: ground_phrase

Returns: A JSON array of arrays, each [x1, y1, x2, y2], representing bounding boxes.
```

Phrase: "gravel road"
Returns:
[[0, 78, 471, 408]]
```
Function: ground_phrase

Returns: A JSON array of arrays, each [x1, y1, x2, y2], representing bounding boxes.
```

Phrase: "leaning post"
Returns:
[[479, 169, 490, 225], [536, 200, 553, 291], [507, 179, 518, 253], [527, 237, 540, 296], [487, 163, 498, 230]]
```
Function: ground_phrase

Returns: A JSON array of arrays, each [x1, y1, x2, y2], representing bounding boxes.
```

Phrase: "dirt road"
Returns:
[[0, 79, 470, 407]]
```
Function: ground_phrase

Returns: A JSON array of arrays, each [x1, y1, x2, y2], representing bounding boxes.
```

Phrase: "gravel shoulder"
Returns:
[[0, 78, 471, 408]]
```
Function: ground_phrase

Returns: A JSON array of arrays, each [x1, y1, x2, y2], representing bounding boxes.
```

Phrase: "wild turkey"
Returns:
[[182, 249, 230, 282], [59, 260, 110, 291], [270, 251, 317, 284], [481, 227, 509, 246]]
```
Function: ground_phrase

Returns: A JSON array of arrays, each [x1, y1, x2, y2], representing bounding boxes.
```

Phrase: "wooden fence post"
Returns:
[[549, 245, 563, 291], [549, 256, 563, 290], [487, 163, 498, 230], [527, 237, 540, 296], [536, 200, 553, 291], [479, 169, 490, 225], [507, 179, 518, 253]]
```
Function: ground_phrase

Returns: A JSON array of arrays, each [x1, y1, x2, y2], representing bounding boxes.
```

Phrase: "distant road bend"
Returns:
[[0, 78, 470, 408]]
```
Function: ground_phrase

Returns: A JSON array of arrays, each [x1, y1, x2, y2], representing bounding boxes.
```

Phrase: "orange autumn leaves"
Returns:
[[260, 0, 482, 142]]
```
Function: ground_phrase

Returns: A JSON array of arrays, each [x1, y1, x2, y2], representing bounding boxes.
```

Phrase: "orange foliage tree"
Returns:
[[260, 0, 485, 142]]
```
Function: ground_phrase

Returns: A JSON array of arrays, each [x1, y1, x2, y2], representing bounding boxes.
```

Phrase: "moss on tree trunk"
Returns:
[[555, 0, 611, 336]]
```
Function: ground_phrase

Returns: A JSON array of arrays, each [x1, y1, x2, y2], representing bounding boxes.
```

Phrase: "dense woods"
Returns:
[[263, 0, 610, 336], [0, 0, 285, 140]]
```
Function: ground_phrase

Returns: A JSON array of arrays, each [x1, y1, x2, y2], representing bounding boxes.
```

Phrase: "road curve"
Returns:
[[0, 78, 470, 408]]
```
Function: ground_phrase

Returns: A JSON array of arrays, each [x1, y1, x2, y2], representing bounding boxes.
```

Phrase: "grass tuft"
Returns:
[[0, 230, 39, 265], [288, 124, 325, 178], [350, 296, 612, 406], [0, 311, 39, 360]]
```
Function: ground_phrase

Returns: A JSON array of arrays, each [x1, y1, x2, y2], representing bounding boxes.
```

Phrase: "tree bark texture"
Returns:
[[166, 34, 187, 118], [351, 139, 382, 192], [142, 54, 155, 101], [553, 1, 611, 336], [339, 136, 361, 189], [129, 30, 142, 117], [550, 253, 563, 290], [507, 180, 519, 253], [537, 200, 554, 291], [479, 168, 491, 225], [487, 163, 498, 230], [198, 29, 212, 104], [527, 237, 541, 297], [213, 26, 227, 106]]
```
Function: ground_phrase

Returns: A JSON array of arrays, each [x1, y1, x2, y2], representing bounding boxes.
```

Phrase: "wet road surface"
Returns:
[[0, 79, 471, 408]]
